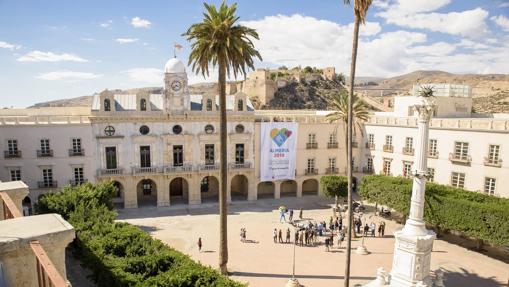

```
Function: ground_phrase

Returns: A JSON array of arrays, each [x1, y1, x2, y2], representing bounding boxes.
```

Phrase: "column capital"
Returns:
[[413, 104, 434, 122]]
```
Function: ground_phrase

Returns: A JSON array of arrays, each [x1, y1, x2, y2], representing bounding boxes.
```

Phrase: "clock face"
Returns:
[[171, 80, 182, 92]]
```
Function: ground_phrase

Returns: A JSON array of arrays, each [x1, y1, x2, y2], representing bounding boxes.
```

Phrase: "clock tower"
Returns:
[[164, 57, 190, 114]]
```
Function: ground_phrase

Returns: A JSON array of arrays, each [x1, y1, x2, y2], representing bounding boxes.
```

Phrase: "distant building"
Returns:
[[322, 67, 336, 80]]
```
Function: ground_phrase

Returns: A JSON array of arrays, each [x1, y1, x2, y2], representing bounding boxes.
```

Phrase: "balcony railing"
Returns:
[[306, 142, 318, 149], [132, 166, 159, 174], [362, 167, 374, 174], [484, 157, 502, 167], [325, 167, 338, 174], [229, 162, 252, 169], [69, 179, 88, 186], [164, 163, 193, 173], [37, 150, 53, 157], [37, 181, 58, 189], [98, 168, 124, 176], [0, 191, 23, 219], [68, 148, 85, 156], [383, 145, 393, 152], [365, 143, 375, 150], [30, 240, 69, 287], [4, 150, 21, 158], [428, 150, 439, 158], [402, 147, 414, 156], [305, 168, 318, 175], [449, 153, 471, 165], [327, 142, 338, 149], [199, 163, 219, 171]]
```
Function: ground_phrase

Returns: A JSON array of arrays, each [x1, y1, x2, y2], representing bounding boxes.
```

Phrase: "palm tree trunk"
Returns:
[[344, 15, 360, 287], [218, 54, 229, 275]]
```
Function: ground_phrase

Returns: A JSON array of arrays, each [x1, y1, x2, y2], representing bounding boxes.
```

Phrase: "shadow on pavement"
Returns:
[[443, 267, 506, 287], [231, 271, 375, 281]]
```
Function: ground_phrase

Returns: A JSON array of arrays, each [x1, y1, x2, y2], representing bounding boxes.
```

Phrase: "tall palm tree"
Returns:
[[342, 0, 372, 286], [183, 2, 261, 275]]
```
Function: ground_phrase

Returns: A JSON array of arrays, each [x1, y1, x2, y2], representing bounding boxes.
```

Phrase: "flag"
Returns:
[[174, 43, 183, 50]]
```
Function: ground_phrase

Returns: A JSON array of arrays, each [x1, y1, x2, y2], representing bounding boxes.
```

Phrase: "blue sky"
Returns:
[[0, 0, 508, 107]]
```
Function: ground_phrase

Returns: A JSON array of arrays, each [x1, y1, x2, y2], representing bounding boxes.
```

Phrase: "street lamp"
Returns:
[[355, 214, 369, 255], [285, 227, 300, 287]]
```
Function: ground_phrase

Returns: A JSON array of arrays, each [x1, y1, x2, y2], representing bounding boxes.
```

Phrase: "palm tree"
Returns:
[[183, 2, 261, 275], [342, 0, 373, 286]]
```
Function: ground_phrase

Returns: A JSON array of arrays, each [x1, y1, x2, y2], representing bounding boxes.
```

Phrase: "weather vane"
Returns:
[[173, 43, 183, 58]]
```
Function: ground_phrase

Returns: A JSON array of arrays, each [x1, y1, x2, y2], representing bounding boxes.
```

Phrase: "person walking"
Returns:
[[278, 229, 283, 243], [325, 238, 330, 252], [286, 228, 291, 243], [273, 228, 278, 243], [299, 208, 303, 220], [299, 232, 304, 246], [364, 223, 370, 236], [381, 221, 386, 237], [294, 230, 299, 245], [370, 222, 376, 237], [378, 224, 383, 237], [279, 209, 286, 222], [289, 209, 294, 222], [197, 237, 202, 253], [339, 229, 345, 248]]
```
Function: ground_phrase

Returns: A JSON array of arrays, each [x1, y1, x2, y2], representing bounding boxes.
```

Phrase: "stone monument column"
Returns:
[[390, 97, 436, 287]]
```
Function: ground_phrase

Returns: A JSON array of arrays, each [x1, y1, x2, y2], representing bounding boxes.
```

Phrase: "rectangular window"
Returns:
[[368, 134, 374, 145], [403, 162, 412, 177], [405, 137, 413, 150], [105, 147, 117, 169], [429, 139, 438, 157], [329, 133, 337, 144], [383, 159, 392, 175], [385, 135, 393, 146], [72, 138, 82, 152], [40, 139, 50, 153], [427, 168, 435, 182], [367, 157, 373, 172], [10, 168, 21, 181], [235, 144, 245, 164], [173, 145, 184, 166], [450, 172, 465, 188], [488, 145, 500, 163], [307, 158, 315, 171], [42, 168, 53, 186], [454, 142, 469, 160], [484, 177, 496, 195], [7, 139, 18, 153], [140, 146, 151, 168], [328, 157, 336, 169], [74, 167, 84, 184], [205, 144, 215, 165], [308, 133, 316, 144]]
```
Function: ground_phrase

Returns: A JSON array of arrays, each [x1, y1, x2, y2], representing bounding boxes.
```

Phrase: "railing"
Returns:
[[199, 163, 219, 171], [484, 157, 502, 167], [383, 145, 393, 152], [164, 163, 193, 173], [37, 150, 54, 157], [0, 191, 22, 219], [305, 168, 318, 175], [365, 143, 375, 150], [327, 142, 338, 149], [37, 181, 58, 189], [30, 240, 68, 287], [362, 167, 374, 174], [428, 150, 439, 158], [306, 142, 318, 149], [98, 168, 124, 176], [229, 162, 252, 169], [325, 167, 338, 174], [69, 179, 88, 186], [68, 149, 85, 156], [449, 153, 471, 165], [402, 147, 414, 156], [4, 150, 22, 158], [132, 167, 159, 174]]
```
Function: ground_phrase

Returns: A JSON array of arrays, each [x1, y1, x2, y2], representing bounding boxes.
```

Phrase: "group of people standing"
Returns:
[[354, 217, 386, 237]]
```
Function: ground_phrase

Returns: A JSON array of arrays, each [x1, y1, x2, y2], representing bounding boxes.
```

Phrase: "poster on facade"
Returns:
[[260, 122, 298, 181]]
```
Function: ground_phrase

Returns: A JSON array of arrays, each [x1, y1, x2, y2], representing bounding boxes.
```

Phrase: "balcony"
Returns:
[[199, 163, 219, 171], [365, 143, 375, 150], [428, 150, 439, 159], [305, 168, 318, 175], [37, 149, 53, 157], [449, 153, 471, 165], [98, 168, 124, 176], [229, 162, 252, 169], [362, 167, 374, 174], [132, 166, 159, 174], [4, 150, 21, 159], [325, 167, 339, 174], [69, 179, 88, 186], [327, 142, 338, 149], [484, 157, 502, 168], [383, 145, 394, 153], [402, 147, 414, 156], [165, 163, 193, 173], [37, 181, 58, 189], [306, 142, 318, 149], [68, 148, 85, 156]]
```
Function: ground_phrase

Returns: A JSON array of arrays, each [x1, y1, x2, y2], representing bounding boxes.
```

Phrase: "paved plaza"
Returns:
[[118, 196, 508, 287]]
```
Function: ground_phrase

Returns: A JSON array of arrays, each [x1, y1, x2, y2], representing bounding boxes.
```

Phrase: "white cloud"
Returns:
[[499, 2, 509, 8], [80, 38, 95, 42], [36, 70, 102, 81], [124, 68, 163, 84], [116, 38, 139, 44], [100, 20, 113, 28], [131, 17, 151, 28], [407, 42, 456, 56], [17, 51, 87, 62], [0, 41, 22, 50], [491, 15, 509, 32]]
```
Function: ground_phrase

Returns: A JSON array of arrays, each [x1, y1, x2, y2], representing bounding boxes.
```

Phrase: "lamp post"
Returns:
[[285, 227, 300, 287], [355, 214, 369, 255]]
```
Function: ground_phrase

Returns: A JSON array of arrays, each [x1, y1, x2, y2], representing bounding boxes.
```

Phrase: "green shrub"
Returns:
[[37, 182, 245, 287], [359, 175, 509, 246], [320, 175, 348, 198]]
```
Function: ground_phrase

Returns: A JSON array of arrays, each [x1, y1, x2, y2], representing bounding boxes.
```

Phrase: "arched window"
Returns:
[[104, 99, 111, 111], [206, 99, 213, 111], [140, 98, 147, 111], [238, 99, 244, 111]]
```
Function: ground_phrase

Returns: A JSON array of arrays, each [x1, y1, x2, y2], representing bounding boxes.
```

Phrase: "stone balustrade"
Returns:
[[0, 181, 29, 221]]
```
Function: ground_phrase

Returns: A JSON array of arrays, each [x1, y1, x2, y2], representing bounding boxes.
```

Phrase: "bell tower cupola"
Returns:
[[164, 57, 190, 114]]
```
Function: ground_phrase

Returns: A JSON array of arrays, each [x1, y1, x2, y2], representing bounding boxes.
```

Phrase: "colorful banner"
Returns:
[[260, 122, 298, 181]]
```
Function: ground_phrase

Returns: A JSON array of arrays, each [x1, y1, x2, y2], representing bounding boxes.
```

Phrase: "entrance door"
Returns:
[[170, 178, 183, 196]]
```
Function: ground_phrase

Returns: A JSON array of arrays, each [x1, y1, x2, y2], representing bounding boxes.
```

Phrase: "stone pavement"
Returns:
[[118, 196, 509, 287]]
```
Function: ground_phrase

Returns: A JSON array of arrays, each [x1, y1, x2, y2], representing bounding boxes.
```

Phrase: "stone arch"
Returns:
[[302, 178, 319, 196], [281, 180, 297, 197], [112, 181, 124, 206], [257, 181, 275, 199], [137, 179, 157, 207], [231, 174, 248, 201], [201, 176, 219, 203], [22, 196, 32, 216], [170, 177, 189, 205]]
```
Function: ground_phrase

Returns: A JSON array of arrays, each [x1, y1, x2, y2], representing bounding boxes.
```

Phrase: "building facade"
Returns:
[[1, 58, 508, 211]]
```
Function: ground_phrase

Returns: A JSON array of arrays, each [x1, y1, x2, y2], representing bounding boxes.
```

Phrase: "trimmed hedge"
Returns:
[[37, 182, 245, 287], [359, 175, 509, 246], [320, 175, 348, 198]]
